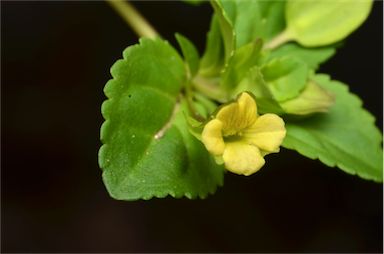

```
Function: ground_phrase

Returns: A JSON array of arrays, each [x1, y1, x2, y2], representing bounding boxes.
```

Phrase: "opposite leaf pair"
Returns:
[[99, 0, 382, 201]]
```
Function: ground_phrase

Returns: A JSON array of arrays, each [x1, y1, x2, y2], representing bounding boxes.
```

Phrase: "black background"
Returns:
[[2, 1, 383, 252]]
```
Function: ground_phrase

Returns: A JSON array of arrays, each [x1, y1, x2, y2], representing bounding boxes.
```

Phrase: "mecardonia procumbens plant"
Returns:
[[99, 0, 382, 200]]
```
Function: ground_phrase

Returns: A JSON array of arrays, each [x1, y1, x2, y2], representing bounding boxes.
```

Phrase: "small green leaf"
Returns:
[[100, 38, 224, 200], [175, 33, 200, 77], [267, 43, 336, 69], [222, 40, 262, 91], [216, 0, 286, 48], [232, 66, 284, 115], [194, 92, 218, 116], [285, 0, 373, 47], [200, 15, 225, 77], [192, 75, 227, 102], [211, 0, 236, 61], [283, 74, 383, 182], [261, 56, 309, 101]]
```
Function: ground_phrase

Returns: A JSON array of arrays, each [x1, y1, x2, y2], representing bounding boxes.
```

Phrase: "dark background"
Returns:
[[2, 1, 383, 252]]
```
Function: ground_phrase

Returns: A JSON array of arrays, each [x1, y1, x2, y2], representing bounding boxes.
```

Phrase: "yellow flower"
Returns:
[[202, 92, 286, 176]]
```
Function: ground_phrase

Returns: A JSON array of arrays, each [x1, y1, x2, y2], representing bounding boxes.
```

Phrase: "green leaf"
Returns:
[[285, 0, 373, 47], [283, 74, 383, 182], [222, 40, 262, 91], [211, 0, 236, 61], [200, 15, 225, 77], [261, 56, 308, 101], [215, 0, 286, 48], [175, 33, 200, 77], [232, 66, 284, 115], [267, 43, 336, 70], [194, 92, 218, 116], [99, 38, 224, 200]]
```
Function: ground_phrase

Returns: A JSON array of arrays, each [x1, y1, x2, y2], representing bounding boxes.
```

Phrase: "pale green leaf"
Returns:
[[285, 0, 373, 46], [283, 74, 383, 182], [175, 33, 200, 77], [222, 40, 262, 91], [232, 66, 284, 115], [261, 56, 309, 101], [216, 0, 286, 48], [211, 0, 236, 60], [194, 92, 219, 115], [200, 15, 225, 77], [99, 38, 224, 200], [267, 43, 336, 69]]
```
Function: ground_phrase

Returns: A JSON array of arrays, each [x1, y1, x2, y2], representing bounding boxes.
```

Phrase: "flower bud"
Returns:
[[279, 80, 335, 115]]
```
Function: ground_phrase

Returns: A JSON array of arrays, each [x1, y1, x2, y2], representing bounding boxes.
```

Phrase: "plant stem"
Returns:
[[264, 29, 293, 50], [106, 0, 159, 39]]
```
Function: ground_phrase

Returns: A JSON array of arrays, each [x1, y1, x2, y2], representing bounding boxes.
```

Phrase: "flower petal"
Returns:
[[215, 102, 239, 136], [243, 113, 286, 153], [216, 92, 258, 135], [202, 119, 225, 156], [237, 92, 258, 125], [222, 141, 265, 176]]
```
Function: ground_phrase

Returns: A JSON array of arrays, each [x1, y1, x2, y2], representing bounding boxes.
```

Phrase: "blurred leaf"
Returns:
[[232, 66, 284, 114], [200, 15, 225, 77], [285, 0, 373, 46], [99, 38, 224, 200], [175, 33, 200, 77], [222, 40, 262, 91], [215, 0, 286, 48], [283, 74, 383, 182], [261, 56, 308, 101], [194, 92, 218, 116], [211, 0, 236, 60], [267, 43, 336, 70]]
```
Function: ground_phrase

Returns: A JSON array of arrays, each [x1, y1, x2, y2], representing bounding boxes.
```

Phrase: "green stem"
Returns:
[[106, 0, 159, 39], [263, 29, 293, 50]]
